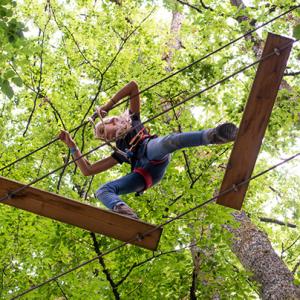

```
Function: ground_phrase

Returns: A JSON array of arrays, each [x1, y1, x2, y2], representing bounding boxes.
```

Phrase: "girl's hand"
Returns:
[[96, 106, 108, 118], [91, 106, 107, 121], [59, 130, 76, 148]]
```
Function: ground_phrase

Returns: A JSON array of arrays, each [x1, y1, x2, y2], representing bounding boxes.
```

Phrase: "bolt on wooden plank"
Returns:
[[0, 176, 162, 250], [217, 32, 293, 210]]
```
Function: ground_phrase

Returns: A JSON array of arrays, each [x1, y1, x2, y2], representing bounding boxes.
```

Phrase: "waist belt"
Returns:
[[133, 156, 169, 191], [133, 168, 153, 190]]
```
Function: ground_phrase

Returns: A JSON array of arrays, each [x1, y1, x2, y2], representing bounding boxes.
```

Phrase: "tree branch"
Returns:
[[284, 71, 300, 77], [168, 94, 194, 183], [268, 186, 282, 198], [55, 279, 69, 300], [177, 0, 213, 12], [293, 260, 300, 274], [281, 235, 300, 258], [200, 0, 213, 10], [23, 15, 51, 136], [90, 232, 120, 300], [259, 217, 296, 228], [49, 4, 102, 76], [176, 0, 202, 13], [189, 241, 201, 300], [102, 7, 156, 76], [116, 248, 189, 287], [190, 147, 229, 189]]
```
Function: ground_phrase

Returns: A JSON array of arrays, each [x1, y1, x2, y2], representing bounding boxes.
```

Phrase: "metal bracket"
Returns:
[[3, 191, 15, 202], [136, 233, 145, 242], [274, 48, 281, 56], [232, 184, 239, 192]]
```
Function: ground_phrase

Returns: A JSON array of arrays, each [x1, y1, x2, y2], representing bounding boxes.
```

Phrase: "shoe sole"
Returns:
[[217, 123, 238, 141]]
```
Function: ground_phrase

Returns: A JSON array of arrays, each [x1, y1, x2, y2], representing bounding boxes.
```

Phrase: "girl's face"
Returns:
[[96, 118, 118, 141]]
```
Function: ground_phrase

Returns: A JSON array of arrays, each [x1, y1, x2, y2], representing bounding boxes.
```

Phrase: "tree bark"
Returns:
[[189, 239, 201, 300], [227, 211, 300, 300], [162, 10, 184, 71], [230, 0, 293, 91], [230, 0, 263, 58], [160, 9, 184, 122]]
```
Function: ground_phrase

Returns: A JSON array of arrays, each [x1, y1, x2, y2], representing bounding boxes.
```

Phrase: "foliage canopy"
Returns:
[[0, 0, 299, 299]]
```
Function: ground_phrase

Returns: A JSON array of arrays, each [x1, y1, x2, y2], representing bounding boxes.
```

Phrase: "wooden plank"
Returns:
[[0, 176, 162, 250], [217, 32, 293, 210]]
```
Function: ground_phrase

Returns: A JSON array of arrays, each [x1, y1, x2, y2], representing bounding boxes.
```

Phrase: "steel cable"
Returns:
[[10, 150, 300, 300], [1, 5, 298, 173]]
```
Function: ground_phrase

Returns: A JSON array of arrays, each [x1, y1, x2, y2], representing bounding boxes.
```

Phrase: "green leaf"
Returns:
[[293, 24, 300, 40], [3, 69, 15, 79], [11, 76, 23, 87], [0, 0, 11, 5], [0, 79, 14, 98]]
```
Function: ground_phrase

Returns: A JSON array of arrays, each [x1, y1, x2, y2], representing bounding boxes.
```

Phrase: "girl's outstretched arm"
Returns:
[[59, 130, 118, 176], [101, 81, 140, 114]]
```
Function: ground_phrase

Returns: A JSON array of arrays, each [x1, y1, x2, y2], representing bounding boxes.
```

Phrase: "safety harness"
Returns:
[[127, 128, 168, 191], [89, 112, 167, 192], [125, 128, 151, 158]]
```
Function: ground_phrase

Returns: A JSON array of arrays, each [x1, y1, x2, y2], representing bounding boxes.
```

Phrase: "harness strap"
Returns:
[[134, 168, 153, 190], [149, 157, 169, 165], [129, 128, 151, 151], [133, 156, 169, 191]]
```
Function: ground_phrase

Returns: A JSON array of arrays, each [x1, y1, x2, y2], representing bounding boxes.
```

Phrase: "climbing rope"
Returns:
[[0, 38, 296, 204], [1, 5, 298, 173], [11, 151, 300, 300]]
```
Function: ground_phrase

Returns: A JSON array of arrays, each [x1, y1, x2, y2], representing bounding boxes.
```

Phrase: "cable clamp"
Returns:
[[6, 192, 15, 200], [232, 184, 239, 192], [274, 48, 280, 56], [136, 233, 144, 242]]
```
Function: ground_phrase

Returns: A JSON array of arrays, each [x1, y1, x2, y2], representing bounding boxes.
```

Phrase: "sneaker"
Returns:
[[112, 203, 139, 220], [206, 122, 238, 144]]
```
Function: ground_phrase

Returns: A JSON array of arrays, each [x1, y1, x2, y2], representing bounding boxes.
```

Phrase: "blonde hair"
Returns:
[[92, 110, 132, 141]]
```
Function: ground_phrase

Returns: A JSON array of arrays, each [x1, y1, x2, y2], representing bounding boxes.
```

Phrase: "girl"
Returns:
[[59, 81, 237, 219]]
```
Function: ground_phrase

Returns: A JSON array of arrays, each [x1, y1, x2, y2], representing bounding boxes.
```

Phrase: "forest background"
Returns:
[[0, 0, 300, 299]]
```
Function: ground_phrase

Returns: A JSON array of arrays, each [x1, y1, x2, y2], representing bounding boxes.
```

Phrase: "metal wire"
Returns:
[[1, 38, 295, 204], [1, 4, 298, 173], [7, 36, 299, 300], [10, 151, 300, 300], [1, 40, 294, 202], [3, 7, 299, 298]]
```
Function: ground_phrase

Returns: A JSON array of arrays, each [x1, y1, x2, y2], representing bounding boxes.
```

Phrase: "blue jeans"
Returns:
[[95, 130, 210, 209]]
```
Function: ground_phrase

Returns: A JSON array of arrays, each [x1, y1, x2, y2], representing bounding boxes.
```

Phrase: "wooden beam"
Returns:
[[0, 176, 162, 251], [217, 32, 293, 210]]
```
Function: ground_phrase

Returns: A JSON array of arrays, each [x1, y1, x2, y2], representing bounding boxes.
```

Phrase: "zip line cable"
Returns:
[[1, 39, 295, 203], [6, 35, 299, 300], [1, 5, 298, 173], [11, 151, 300, 300], [106, 5, 299, 111]]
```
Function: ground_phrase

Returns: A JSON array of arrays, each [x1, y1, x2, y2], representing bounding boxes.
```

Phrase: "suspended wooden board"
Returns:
[[0, 176, 162, 250], [217, 32, 293, 210]]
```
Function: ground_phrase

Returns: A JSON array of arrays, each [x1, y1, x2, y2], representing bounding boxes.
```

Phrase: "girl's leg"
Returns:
[[146, 130, 209, 161], [146, 123, 237, 161], [95, 172, 145, 210]]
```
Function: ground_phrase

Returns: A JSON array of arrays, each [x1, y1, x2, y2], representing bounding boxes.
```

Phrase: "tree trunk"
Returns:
[[162, 10, 184, 71], [227, 211, 300, 300], [230, 0, 292, 91], [190, 238, 201, 300], [230, 0, 263, 58], [160, 9, 184, 122]]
